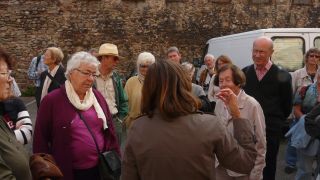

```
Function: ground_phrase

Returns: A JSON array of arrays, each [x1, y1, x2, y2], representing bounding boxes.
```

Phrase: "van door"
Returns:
[[268, 33, 308, 72]]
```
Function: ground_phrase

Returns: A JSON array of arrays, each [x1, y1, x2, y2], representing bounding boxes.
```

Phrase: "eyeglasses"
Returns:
[[0, 70, 12, 80], [75, 69, 98, 79], [139, 64, 149, 68], [309, 54, 320, 58]]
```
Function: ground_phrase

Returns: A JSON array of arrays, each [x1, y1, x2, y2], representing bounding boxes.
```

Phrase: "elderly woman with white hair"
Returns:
[[33, 51, 120, 180], [124, 52, 156, 128]]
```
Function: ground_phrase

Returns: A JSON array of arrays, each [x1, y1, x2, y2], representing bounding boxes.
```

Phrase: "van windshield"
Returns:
[[272, 37, 304, 72]]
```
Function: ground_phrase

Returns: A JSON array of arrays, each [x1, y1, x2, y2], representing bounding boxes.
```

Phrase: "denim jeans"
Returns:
[[295, 149, 315, 180], [285, 120, 298, 167]]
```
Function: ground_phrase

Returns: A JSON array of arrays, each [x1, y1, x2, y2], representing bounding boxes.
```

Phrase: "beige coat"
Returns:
[[215, 90, 266, 180], [122, 110, 257, 180], [124, 76, 143, 128]]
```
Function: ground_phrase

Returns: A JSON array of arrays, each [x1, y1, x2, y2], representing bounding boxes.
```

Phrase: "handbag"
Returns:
[[77, 111, 121, 180], [29, 153, 63, 180]]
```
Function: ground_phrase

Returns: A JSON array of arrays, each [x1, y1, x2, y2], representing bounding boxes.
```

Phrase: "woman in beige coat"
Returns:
[[214, 64, 266, 180], [121, 60, 258, 180]]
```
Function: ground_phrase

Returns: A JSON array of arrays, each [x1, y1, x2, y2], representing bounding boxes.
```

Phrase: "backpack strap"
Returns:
[[35, 55, 41, 70], [45, 71, 61, 87]]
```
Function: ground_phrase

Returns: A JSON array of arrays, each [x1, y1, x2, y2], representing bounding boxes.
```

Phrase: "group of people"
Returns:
[[0, 36, 320, 180]]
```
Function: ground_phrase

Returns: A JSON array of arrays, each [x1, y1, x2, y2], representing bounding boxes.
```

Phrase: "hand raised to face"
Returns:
[[216, 88, 240, 118]]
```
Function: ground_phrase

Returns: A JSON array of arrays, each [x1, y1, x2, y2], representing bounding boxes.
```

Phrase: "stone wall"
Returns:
[[0, 0, 319, 90]]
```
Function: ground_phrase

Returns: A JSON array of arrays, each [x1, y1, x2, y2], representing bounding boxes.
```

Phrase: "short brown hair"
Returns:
[[214, 55, 233, 73], [305, 48, 320, 63], [141, 60, 200, 119], [0, 48, 13, 69], [214, 64, 246, 88]]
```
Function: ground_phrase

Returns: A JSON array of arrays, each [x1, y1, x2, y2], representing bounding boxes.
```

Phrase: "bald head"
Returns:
[[252, 36, 274, 69], [253, 36, 274, 50]]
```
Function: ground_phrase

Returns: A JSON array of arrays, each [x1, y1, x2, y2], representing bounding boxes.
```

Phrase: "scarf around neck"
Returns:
[[65, 80, 108, 129]]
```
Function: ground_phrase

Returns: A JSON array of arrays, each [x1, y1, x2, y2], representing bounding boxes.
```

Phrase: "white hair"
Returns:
[[181, 62, 195, 79], [65, 51, 100, 80], [204, 54, 215, 61], [136, 52, 156, 74]]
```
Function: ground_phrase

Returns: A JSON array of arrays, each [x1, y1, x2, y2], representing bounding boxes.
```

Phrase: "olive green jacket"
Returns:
[[0, 115, 32, 180]]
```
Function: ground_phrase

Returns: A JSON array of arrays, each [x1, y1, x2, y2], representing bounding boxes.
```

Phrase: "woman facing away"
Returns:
[[214, 64, 266, 180], [121, 59, 257, 180], [36, 47, 66, 108], [33, 51, 120, 180]]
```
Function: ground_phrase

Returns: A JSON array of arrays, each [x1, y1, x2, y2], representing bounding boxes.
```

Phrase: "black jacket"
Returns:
[[242, 64, 293, 137], [36, 65, 66, 108]]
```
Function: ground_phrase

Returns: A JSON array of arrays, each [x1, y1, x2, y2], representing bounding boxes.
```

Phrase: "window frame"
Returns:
[[271, 36, 306, 72]]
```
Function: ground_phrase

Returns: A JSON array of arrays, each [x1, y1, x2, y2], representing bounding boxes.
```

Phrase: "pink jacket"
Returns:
[[215, 90, 266, 180]]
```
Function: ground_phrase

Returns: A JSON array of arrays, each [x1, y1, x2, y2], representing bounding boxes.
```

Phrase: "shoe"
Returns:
[[284, 166, 297, 174]]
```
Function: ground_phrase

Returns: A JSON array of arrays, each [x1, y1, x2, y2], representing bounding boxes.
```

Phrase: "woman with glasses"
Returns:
[[214, 64, 266, 180], [124, 52, 155, 128], [33, 52, 120, 180], [0, 48, 32, 179], [36, 47, 66, 108], [284, 47, 320, 174]]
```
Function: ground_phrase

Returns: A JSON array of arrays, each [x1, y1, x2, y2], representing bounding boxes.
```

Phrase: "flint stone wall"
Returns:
[[0, 0, 319, 90]]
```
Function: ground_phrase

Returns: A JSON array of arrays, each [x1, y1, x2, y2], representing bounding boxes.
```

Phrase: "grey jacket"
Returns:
[[122, 111, 257, 180]]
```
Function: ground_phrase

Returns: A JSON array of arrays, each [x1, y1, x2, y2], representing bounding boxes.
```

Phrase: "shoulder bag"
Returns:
[[77, 111, 121, 180]]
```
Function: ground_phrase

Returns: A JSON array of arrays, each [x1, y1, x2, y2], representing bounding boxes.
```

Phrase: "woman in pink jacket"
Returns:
[[214, 64, 266, 180]]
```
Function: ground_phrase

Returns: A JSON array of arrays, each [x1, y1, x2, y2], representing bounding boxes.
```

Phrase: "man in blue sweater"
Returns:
[[242, 36, 293, 180]]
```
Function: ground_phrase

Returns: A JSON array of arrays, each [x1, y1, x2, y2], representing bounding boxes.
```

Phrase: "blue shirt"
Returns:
[[294, 83, 318, 114], [27, 55, 47, 87]]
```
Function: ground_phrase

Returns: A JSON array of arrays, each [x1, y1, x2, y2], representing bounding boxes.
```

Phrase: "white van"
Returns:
[[200, 28, 320, 73]]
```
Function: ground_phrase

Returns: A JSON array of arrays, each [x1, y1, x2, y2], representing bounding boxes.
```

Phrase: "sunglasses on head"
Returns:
[[309, 54, 320, 58]]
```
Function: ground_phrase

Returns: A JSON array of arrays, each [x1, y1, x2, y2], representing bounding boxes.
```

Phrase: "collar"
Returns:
[[300, 66, 309, 77], [97, 70, 113, 80], [254, 60, 272, 71], [48, 65, 59, 75], [236, 89, 246, 109]]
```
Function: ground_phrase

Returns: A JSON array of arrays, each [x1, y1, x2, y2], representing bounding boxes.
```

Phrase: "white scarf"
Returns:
[[65, 80, 108, 129], [41, 65, 59, 101]]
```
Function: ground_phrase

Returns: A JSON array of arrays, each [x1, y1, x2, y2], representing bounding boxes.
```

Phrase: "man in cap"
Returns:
[[95, 43, 128, 150], [167, 46, 182, 64]]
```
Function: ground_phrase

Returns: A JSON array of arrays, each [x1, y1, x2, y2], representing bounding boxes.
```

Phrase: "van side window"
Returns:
[[315, 37, 320, 49], [271, 37, 304, 72]]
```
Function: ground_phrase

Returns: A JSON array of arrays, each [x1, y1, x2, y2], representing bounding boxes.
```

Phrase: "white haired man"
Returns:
[[199, 54, 215, 95]]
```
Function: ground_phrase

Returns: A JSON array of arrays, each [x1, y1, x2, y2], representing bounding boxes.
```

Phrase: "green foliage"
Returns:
[[21, 85, 36, 97]]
